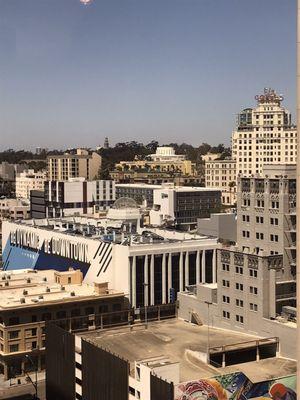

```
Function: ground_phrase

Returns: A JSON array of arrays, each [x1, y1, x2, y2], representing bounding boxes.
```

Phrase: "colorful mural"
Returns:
[[174, 373, 296, 400]]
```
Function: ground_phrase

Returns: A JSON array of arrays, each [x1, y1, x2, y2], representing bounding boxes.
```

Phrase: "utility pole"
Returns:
[[297, 0, 300, 394]]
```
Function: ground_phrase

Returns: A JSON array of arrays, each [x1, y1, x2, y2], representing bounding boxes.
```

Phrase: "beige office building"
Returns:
[[205, 159, 237, 205], [47, 149, 101, 181], [232, 88, 297, 176], [0, 268, 125, 380]]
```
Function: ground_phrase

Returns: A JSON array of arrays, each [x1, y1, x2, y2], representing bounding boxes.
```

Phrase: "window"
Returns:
[[270, 217, 279, 225], [271, 201, 279, 209], [236, 299, 244, 307], [222, 311, 230, 319], [235, 266, 243, 275], [236, 283, 244, 291], [9, 344, 19, 353], [236, 315, 244, 324], [9, 330, 19, 339], [249, 269, 258, 278], [270, 234, 279, 242], [256, 216, 264, 224], [242, 215, 250, 222], [222, 280, 230, 288], [250, 286, 258, 295], [222, 295, 230, 304], [222, 263, 230, 272], [256, 200, 264, 208], [250, 303, 258, 312]]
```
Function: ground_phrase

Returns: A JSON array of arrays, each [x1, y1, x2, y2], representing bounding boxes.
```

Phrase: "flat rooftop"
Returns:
[[0, 269, 122, 310], [6, 220, 216, 246], [81, 319, 296, 383]]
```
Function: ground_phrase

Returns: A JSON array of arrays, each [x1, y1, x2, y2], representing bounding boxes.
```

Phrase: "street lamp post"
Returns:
[[204, 301, 212, 364], [24, 354, 38, 400]]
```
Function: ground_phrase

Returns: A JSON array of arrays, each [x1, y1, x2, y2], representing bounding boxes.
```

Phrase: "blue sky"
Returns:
[[0, 0, 296, 150]]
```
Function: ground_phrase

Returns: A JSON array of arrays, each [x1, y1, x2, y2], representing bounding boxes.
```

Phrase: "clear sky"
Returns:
[[0, 0, 296, 150]]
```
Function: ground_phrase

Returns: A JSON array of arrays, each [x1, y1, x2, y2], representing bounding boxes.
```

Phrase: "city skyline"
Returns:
[[0, 0, 296, 150]]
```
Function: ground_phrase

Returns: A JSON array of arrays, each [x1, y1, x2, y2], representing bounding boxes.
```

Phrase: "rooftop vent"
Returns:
[[23, 290, 28, 296], [70, 291, 75, 297], [43, 277, 47, 282], [46, 287, 50, 293], [27, 278, 31, 284], [20, 298, 25, 304], [5, 281, 9, 287], [61, 286, 65, 291], [31, 299, 39, 303], [38, 295, 44, 300]]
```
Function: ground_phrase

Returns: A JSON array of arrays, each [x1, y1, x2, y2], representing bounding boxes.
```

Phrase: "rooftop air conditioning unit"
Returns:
[[38, 295, 44, 300], [46, 287, 50, 293], [20, 298, 25, 304], [23, 290, 28, 295], [70, 291, 75, 297], [61, 286, 65, 291]]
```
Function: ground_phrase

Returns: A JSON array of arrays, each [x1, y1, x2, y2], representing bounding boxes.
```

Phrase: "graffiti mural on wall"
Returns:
[[174, 372, 296, 400]]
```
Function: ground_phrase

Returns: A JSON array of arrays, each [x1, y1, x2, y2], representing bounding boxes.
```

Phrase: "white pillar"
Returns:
[[162, 254, 166, 304], [144, 255, 149, 306], [179, 252, 183, 292], [201, 250, 206, 283], [168, 253, 172, 302], [212, 249, 217, 283], [196, 250, 200, 283], [132, 256, 136, 308], [150, 254, 154, 305], [185, 251, 189, 288]]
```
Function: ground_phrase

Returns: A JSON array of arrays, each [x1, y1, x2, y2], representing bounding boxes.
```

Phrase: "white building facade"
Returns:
[[232, 88, 297, 176], [16, 170, 47, 200]]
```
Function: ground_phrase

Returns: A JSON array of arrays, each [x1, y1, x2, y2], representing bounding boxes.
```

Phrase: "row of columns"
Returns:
[[130, 249, 217, 308]]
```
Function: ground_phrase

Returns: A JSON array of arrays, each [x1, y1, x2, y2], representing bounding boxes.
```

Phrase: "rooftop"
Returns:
[[0, 269, 123, 310], [81, 319, 296, 383], [6, 219, 216, 246]]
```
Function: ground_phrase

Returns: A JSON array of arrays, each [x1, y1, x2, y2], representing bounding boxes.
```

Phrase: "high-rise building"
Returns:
[[104, 137, 109, 149], [205, 159, 237, 205], [47, 149, 101, 181], [15, 169, 47, 200], [232, 88, 297, 176]]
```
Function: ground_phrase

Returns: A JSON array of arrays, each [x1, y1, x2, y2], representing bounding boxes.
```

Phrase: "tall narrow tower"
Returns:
[[104, 137, 109, 149], [297, 0, 300, 393]]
